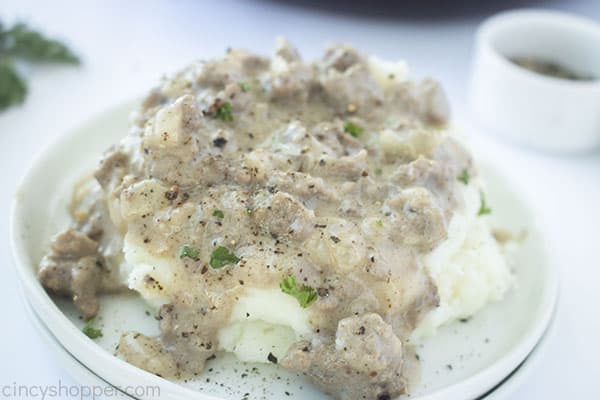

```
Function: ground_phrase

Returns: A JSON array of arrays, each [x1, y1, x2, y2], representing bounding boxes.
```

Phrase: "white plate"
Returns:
[[483, 306, 557, 400], [10, 101, 558, 400]]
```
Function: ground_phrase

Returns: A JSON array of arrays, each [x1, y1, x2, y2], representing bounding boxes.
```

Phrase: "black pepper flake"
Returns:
[[317, 287, 329, 297], [377, 393, 391, 400], [213, 137, 228, 148], [165, 187, 179, 200], [447, 364, 453, 371], [314, 224, 327, 229], [357, 326, 366, 335], [329, 235, 341, 244], [267, 352, 278, 364]]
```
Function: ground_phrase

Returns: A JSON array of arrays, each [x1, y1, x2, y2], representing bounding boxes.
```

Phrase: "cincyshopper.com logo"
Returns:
[[1, 380, 161, 399]]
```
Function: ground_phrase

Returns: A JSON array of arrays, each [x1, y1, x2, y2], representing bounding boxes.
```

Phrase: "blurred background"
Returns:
[[1, 1, 599, 399]]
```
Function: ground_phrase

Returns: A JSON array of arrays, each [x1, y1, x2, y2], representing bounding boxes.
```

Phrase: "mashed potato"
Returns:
[[411, 183, 512, 341], [120, 173, 512, 361], [218, 289, 311, 362]]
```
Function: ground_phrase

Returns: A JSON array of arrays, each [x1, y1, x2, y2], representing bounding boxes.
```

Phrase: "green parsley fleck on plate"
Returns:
[[82, 319, 102, 339]]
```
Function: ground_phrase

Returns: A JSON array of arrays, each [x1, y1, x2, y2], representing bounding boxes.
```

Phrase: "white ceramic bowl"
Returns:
[[10, 101, 559, 400], [469, 9, 600, 153]]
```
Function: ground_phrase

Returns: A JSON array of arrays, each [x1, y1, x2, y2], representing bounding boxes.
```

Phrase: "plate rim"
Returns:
[[478, 298, 558, 400]]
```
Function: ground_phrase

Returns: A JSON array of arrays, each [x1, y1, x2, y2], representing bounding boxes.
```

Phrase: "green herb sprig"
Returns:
[[212, 209, 225, 219], [216, 101, 233, 122], [0, 59, 26, 109], [179, 245, 200, 261], [344, 121, 362, 138], [210, 246, 239, 269], [478, 192, 492, 216], [0, 21, 80, 111], [280, 275, 317, 308], [238, 81, 251, 92], [82, 319, 103, 339], [458, 169, 470, 185]]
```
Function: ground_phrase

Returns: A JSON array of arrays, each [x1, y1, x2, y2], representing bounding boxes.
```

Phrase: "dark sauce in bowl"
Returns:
[[510, 56, 595, 81]]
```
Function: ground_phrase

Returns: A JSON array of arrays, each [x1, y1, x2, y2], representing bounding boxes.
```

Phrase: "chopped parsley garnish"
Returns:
[[478, 192, 492, 216], [212, 209, 224, 219], [458, 168, 470, 185], [280, 275, 317, 308], [216, 101, 233, 122], [344, 121, 362, 138], [375, 167, 383, 176], [82, 319, 103, 339], [238, 81, 251, 92], [179, 245, 200, 260], [210, 246, 239, 269], [376, 219, 384, 227]]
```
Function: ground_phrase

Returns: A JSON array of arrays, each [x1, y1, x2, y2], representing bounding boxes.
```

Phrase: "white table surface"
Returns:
[[1, 0, 599, 398]]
